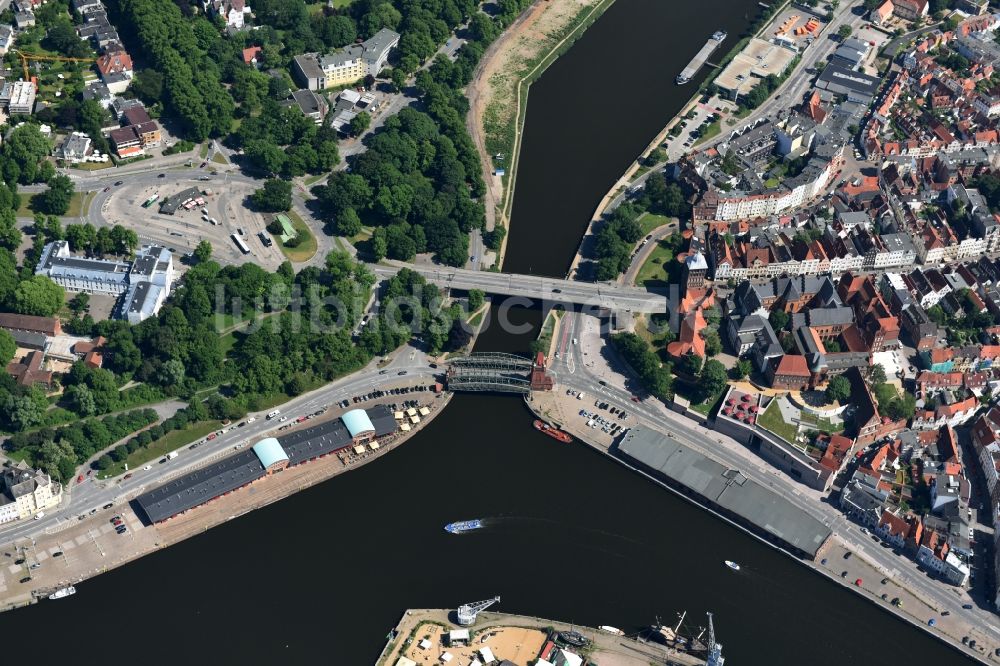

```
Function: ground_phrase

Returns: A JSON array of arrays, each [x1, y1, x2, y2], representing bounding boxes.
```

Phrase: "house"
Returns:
[[870, 0, 894, 26], [0, 461, 62, 523], [292, 29, 400, 90], [204, 0, 250, 29], [891, 0, 929, 21], [286, 89, 328, 125], [96, 50, 133, 95], [54, 132, 92, 164], [667, 310, 706, 360], [767, 354, 812, 391], [6, 350, 52, 389], [0, 313, 60, 337], [0, 25, 14, 55], [242, 46, 262, 67]]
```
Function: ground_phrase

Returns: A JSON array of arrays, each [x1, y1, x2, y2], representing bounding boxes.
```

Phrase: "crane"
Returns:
[[12, 50, 96, 83], [455, 596, 500, 625]]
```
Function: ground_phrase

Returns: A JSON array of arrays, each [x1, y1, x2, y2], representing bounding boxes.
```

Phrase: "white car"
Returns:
[[33, 511, 45, 520], [143, 465, 152, 471], [278, 416, 288, 422], [246, 416, 256, 424]]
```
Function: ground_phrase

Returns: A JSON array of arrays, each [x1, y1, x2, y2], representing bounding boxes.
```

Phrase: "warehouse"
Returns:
[[815, 64, 881, 104], [134, 405, 400, 523]]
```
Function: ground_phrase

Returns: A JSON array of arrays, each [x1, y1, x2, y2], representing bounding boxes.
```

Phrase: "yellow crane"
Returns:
[[12, 50, 96, 83]]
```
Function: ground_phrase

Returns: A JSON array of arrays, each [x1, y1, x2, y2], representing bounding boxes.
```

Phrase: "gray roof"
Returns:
[[816, 63, 880, 99], [368, 403, 398, 437], [159, 187, 202, 215], [36, 240, 131, 287], [134, 450, 265, 523], [617, 428, 831, 557], [276, 417, 353, 464]]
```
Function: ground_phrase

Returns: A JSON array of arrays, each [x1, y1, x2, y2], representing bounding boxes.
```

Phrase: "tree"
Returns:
[[0, 329, 14, 366], [769, 309, 790, 331], [679, 352, 703, 376], [13, 275, 64, 316], [34, 175, 74, 216], [468, 289, 484, 312], [702, 329, 722, 356], [837, 24, 853, 40], [252, 179, 292, 212], [870, 364, 887, 385], [68, 293, 90, 316], [349, 112, 372, 137], [825, 375, 851, 404], [732, 358, 752, 380], [390, 68, 407, 91], [698, 359, 727, 403], [335, 207, 363, 237], [194, 240, 213, 264]]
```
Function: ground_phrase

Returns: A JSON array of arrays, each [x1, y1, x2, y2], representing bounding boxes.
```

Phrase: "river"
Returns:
[[2, 1, 971, 664]]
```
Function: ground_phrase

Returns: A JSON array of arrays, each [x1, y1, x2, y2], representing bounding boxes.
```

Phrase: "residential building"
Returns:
[[0, 25, 13, 55], [0, 462, 62, 523], [96, 49, 133, 94], [4, 80, 36, 114], [285, 89, 328, 125], [54, 132, 92, 163], [292, 29, 400, 90]]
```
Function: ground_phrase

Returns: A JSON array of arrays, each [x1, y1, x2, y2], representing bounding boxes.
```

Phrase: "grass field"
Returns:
[[17, 191, 92, 218], [211, 151, 229, 165], [274, 210, 317, 262], [99, 420, 223, 479], [759, 399, 798, 443], [634, 239, 681, 288], [636, 212, 671, 236]]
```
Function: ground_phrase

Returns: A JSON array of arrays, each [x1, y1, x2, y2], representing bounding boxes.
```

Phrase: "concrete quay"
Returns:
[[524, 386, 995, 664], [0, 391, 449, 614], [377, 608, 706, 666]]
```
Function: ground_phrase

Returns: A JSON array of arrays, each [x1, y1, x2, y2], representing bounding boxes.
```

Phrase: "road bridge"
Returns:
[[371, 264, 669, 314]]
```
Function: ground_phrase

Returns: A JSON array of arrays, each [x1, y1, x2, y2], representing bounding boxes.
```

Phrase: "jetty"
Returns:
[[676, 30, 727, 84]]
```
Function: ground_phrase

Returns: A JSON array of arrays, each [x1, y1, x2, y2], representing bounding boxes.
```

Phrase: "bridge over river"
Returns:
[[371, 264, 669, 314], [445, 352, 554, 393]]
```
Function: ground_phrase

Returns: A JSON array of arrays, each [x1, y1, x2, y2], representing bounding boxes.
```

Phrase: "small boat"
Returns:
[[444, 519, 483, 534], [48, 586, 76, 600], [533, 419, 572, 443], [558, 631, 589, 647], [598, 625, 625, 636], [725, 560, 740, 571]]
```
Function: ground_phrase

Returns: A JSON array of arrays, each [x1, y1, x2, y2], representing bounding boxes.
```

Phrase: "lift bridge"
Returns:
[[446, 352, 553, 393]]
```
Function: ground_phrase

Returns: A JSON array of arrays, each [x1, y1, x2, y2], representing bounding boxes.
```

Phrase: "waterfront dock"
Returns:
[[677, 32, 726, 84], [377, 608, 707, 666]]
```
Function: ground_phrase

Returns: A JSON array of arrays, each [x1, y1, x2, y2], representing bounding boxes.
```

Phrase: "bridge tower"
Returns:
[[456, 596, 500, 626]]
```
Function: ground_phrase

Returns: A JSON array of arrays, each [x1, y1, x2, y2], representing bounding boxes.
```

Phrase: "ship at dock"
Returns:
[[533, 419, 573, 443], [647, 610, 725, 663], [676, 30, 727, 85], [47, 586, 76, 600]]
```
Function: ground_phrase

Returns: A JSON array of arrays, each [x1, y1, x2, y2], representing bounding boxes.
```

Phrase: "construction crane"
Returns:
[[12, 50, 96, 83], [455, 596, 500, 626]]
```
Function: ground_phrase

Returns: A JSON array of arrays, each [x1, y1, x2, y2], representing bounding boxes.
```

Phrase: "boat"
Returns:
[[724, 560, 740, 571], [676, 30, 728, 84], [533, 419, 572, 443], [558, 631, 589, 648], [444, 519, 483, 534], [598, 625, 625, 636], [48, 586, 76, 600]]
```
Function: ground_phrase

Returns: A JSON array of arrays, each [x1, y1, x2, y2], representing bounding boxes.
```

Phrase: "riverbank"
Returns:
[[467, 0, 616, 267], [523, 387, 993, 664], [0, 391, 451, 614], [376, 608, 707, 666]]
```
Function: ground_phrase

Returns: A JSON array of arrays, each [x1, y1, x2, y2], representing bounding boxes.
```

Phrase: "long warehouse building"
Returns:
[[134, 405, 397, 524]]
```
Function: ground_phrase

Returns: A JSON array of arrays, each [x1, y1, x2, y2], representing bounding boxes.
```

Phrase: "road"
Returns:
[[547, 310, 1000, 653], [371, 261, 670, 313], [620, 221, 679, 286], [0, 344, 436, 548]]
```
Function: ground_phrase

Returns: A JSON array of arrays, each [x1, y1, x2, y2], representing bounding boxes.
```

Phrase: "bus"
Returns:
[[141, 194, 159, 208], [231, 233, 250, 255]]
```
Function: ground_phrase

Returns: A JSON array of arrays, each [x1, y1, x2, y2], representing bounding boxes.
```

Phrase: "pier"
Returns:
[[676, 31, 727, 84]]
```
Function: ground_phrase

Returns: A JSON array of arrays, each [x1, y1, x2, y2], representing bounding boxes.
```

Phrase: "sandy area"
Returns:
[[466, 0, 609, 245], [401, 622, 547, 665]]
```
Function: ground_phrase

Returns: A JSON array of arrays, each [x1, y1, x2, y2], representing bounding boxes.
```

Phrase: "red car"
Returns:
[[296, 416, 307, 423], [206, 433, 217, 441], [76, 475, 84, 484], [630, 396, 641, 403]]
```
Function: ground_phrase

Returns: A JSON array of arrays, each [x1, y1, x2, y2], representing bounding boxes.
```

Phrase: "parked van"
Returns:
[[266, 410, 281, 420]]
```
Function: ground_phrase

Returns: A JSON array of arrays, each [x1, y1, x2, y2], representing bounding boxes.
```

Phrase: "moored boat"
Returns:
[[48, 586, 76, 600], [598, 625, 625, 636], [533, 419, 572, 443]]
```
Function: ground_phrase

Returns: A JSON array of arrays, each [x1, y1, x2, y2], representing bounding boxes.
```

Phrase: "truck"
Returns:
[[166, 451, 178, 460]]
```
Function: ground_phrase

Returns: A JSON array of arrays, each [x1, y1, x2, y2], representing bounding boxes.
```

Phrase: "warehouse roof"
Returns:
[[342, 409, 375, 438], [367, 404, 398, 437], [253, 437, 288, 469], [133, 450, 264, 523], [277, 417, 353, 464], [617, 428, 831, 557]]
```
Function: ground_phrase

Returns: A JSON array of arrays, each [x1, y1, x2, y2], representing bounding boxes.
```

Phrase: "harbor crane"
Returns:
[[706, 612, 725, 666], [12, 50, 96, 83], [456, 596, 500, 626]]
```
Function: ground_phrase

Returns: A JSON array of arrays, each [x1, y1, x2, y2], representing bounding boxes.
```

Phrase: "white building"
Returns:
[[5, 80, 36, 115], [0, 462, 62, 523]]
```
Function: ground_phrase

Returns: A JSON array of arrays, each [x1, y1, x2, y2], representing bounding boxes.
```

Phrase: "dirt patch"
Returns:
[[466, 0, 610, 243]]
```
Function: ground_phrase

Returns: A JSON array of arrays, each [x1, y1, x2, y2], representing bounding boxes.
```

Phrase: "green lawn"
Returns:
[[695, 118, 722, 146], [99, 420, 223, 479], [759, 400, 798, 443], [17, 191, 91, 218], [211, 151, 229, 165], [634, 239, 682, 288], [219, 331, 238, 356], [274, 210, 317, 263], [636, 212, 671, 236], [71, 161, 114, 171], [199, 143, 209, 159]]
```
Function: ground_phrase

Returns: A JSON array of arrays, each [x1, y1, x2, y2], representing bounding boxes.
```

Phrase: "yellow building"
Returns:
[[0, 462, 62, 523]]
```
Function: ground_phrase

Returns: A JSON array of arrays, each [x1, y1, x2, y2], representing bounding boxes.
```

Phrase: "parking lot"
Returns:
[[93, 172, 285, 270]]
